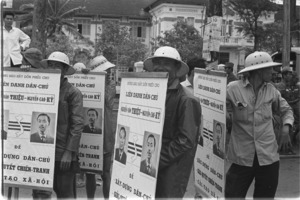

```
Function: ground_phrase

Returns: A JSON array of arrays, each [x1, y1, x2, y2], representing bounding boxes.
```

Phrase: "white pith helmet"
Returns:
[[238, 51, 281, 74], [217, 64, 225, 71], [73, 62, 86, 71], [41, 51, 75, 75], [143, 46, 189, 77], [89, 55, 115, 72]]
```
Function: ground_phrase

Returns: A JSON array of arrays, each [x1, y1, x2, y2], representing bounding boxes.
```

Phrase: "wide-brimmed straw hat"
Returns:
[[41, 51, 75, 75], [238, 51, 281, 74], [89, 55, 115, 72], [143, 46, 189, 77], [21, 48, 43, 68]]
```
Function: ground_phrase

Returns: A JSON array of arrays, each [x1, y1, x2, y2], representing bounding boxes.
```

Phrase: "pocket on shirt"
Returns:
[[233, 104, 248, 121], [260, 100, 272, 121]]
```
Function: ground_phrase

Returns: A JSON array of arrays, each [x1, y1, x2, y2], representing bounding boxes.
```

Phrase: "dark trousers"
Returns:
[[85, 152, 112, 199], [225, 154, 279, 199], [33, 162, 76, 199]]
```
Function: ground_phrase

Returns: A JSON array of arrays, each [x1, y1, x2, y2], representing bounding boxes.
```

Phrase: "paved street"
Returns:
[[3, 156, 299, 199]]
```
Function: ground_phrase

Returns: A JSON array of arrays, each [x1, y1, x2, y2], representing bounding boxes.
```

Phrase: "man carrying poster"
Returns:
[[30, 113, 54, 144], [140, 134, 157, 178], [143, 46, 202, 198], [32, 51, 83, 199]]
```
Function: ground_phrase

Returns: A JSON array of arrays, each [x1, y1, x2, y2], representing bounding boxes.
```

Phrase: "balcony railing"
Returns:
[[220, 36, 254, 47]]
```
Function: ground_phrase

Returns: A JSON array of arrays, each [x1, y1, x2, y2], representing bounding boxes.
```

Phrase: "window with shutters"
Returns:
[[131, 22, 146, 39], [219, 52, 230, 64], [187, 17, 194, 26], [221, 19, 226, 36], [74, 18, 91, 36], [228, 20, 233, 36]]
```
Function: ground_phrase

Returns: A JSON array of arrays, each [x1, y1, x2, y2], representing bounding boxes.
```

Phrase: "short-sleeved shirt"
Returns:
[[226, 79, 294, 166]]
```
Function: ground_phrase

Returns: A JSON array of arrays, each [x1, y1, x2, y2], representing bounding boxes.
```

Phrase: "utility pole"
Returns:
[[282, 0, 290, 70]]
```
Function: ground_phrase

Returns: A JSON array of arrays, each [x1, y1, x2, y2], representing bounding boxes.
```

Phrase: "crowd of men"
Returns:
[[2, 10, 299, 199]]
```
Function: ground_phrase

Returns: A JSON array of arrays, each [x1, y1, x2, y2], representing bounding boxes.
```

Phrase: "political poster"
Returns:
[[110, 72, 168, 199], [67, 71, 105, 173], [193, 68, 227, 198], [202, 16, 223, 61], [3, 68, 60, 190]]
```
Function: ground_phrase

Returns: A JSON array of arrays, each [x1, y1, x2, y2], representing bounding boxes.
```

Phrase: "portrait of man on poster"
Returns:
[[83, 108, 102, 134], [213, 121, 224, 159], [140, 133, 157, 178], [115, 126, 127, 164], [30, 113, 54, 144]]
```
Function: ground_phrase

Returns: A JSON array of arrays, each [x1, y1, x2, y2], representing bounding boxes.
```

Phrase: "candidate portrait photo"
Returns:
[[83, 107, 102, 134], [140, 132, 159, 178], [213, 120, 225, 159], [115, 125, 129, 165], [30, 112, 56, 144]]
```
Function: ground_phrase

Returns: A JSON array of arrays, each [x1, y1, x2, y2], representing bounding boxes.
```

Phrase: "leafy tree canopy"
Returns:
[[227, 0, 279, 51], [46, 34, 75, 63], [95, 21, 149, 67], [152, 20, 203, 62], [259, 20, 284, 54], [18, 0, 85, 38]]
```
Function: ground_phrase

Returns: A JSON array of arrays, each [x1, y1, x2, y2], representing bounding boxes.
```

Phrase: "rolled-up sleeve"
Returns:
[[273, 90, 294, 127], [18, 29, 31, 49]]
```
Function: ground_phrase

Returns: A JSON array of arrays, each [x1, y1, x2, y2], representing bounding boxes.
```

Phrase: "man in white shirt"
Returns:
[[3, 11, 31, 67]]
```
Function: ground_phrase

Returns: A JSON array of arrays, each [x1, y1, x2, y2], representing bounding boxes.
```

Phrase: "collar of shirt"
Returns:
[[146, 159, 151, 168], [181, 79, 192, 88], [168, 79, 180, 90], [242, 78, 268, 88], [3, 26, 15, 33], [89, 124, 95, 130], [38, 131, 47, 139]]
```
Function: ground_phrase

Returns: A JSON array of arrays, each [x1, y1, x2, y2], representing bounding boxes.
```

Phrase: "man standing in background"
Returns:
[[3, 11, 30, 67], [224, 62, 237, 85]]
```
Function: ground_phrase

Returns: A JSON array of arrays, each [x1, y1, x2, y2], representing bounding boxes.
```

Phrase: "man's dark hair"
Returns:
[[225, 62, 234, 72], [215, 122, 222, 135], [3, 11, 14, 19], [187, 57, 206, 76], [87, 108, 98, 117], [147, 134, 156, 148], [37, 113, 50, 124], [119, 127, 126, 138]]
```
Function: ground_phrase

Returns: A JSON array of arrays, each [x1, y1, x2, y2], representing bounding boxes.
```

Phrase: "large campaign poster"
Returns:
[[3, 68, 60, 190], [193, 68, 227, 198], [67, 71, 105, 173], [110, 72, 168, 199]]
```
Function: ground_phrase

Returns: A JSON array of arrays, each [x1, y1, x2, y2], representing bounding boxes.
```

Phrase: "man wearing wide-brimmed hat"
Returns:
[[20, 48, 43, 70], [143, 46, 202, 198], [79, 55, 116, 199], [33, 51, 83, 199], [225, 51, 294, 198]]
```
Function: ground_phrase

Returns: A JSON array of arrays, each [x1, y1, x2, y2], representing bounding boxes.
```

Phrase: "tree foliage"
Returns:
[[18, 0, 85, 38], [259, 20, 284, 54], [152, 21, 203, 62], [46, 34, 75, 63], [227, 0, 278, 51], [95, 21, 149, 67], [31, 0, 47, 57]]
